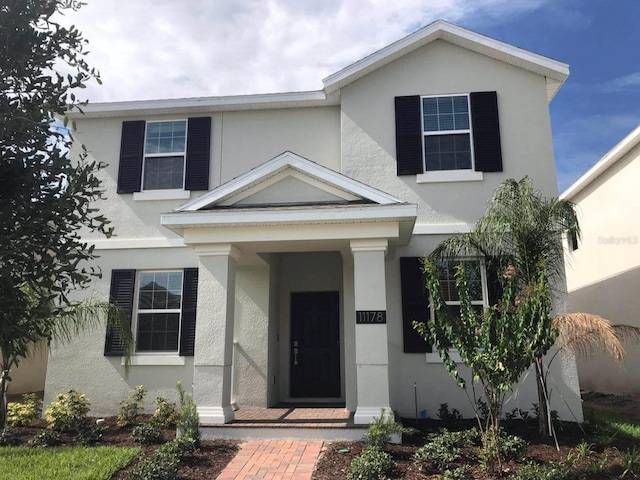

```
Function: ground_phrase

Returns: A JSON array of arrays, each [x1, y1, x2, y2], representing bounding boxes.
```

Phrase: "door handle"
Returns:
[[293, 347, 298, 366]]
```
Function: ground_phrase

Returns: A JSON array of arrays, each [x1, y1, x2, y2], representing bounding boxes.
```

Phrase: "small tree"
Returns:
[[414, 259, 556, 471], [0, 0, 132, 428]]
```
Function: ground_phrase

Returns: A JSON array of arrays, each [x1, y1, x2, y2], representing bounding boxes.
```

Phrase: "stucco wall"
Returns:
[[73, 106, 340, 241], [44, 247, 199, 415], [390, 235, 583, 421], [565, 142, 640, 393], [340, 39, 559, 226], [8, 346, 48, 395]]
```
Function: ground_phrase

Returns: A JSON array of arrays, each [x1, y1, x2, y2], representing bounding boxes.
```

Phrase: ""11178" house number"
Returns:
[[356, 311, 387, 324]]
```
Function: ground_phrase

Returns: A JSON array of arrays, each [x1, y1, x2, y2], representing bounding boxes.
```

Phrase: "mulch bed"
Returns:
[[5, 416, 240, 480], [311, 419, 633, 479]]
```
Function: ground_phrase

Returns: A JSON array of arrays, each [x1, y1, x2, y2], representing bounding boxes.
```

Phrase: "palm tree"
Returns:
[[431, 177, 580, 436]]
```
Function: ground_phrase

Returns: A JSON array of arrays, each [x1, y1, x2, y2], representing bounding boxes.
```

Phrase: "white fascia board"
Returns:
[[322, 20, 569, 99], [161, 204, 417, 229], [68, 91, 331, 119], [561, 124, 640, 201], [176, 152, 403, 211]]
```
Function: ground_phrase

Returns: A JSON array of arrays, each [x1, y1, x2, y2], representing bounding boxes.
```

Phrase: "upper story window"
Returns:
[[117, 117, 211, 197], [143, 121, 187, 190], [422, 95, 472, 172], [395, 92, 503, 182], [433, 259, 486, 320]]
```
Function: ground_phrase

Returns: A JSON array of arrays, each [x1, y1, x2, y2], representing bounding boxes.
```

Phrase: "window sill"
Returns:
[[416, 170, 483, 183], [133, 190, 191, 201], [426, 351, 462, 363], [121, 355, 186, 366]]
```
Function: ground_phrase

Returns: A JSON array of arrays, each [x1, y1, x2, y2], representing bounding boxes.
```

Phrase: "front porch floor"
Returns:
[[201, 404, 367, 441]]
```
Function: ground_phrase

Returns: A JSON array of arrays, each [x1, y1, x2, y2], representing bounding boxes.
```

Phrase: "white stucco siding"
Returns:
[[340, 40, 559, 226], [44, 247, 198, 415], [565, 142, 640, 292], [73, 105, 340, 242], [564, 142, 640, 394], [219, 107, 341, 182], [388, 236, 583, 421]]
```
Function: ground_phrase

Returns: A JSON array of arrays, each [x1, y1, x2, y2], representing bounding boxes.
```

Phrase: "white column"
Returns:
[[192, 244, 241, 424], [350, 239, 392, 424]]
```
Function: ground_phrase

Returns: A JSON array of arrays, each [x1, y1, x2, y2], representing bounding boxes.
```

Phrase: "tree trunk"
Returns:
[[536, 358, 550, 436], [0, 370, 9, 430]]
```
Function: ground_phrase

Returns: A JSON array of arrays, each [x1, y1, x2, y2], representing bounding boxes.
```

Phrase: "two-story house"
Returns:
[[43, 20, 583, 428]]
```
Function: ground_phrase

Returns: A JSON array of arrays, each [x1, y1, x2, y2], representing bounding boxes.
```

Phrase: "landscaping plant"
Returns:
[[7, 393, 42, 427], [45, 389, 91, 432], [151, 397, 180, 427], [347, 445, 394, 480], [117, 385, 148, 427], [414, 259, 556, 471], [176, 382, 201, 448], [363, 409, 413, 448]]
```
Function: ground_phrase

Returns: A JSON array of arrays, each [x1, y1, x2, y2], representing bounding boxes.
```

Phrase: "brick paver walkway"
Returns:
[[216, 439, 323, 480]]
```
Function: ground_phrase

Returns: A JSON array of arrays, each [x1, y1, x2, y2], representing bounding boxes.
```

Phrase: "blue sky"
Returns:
[[66, 0, 639, 193]]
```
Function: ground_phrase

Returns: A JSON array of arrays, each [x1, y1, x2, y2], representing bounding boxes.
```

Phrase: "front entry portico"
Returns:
[[161, 152, 417, 424]]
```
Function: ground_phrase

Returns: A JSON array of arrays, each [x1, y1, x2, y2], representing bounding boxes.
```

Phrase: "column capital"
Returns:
[[350, 238, 388, 254], [194, 243, 242, 260]]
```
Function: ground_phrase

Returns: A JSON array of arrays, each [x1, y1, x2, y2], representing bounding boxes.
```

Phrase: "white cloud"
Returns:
[[603, 72, 640, 92], [57, 0, 554, 102]]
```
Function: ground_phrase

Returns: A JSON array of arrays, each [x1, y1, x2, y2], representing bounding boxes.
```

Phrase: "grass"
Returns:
[[584, 405, 640, 441], [0, 446, 140, 480]]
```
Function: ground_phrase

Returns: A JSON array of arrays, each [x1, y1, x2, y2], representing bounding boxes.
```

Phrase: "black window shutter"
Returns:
[[400, 257, 431, 353], [485, 258, 504, 306], [395, 96, 423, 176], [104, 269, 136, 356], [185, 117, 211, 191], [179, 268, 198, 356], [470, 91, 503, 172], [117, 121, 145, 193]]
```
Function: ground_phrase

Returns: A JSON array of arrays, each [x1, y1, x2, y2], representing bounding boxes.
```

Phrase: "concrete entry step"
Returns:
[[201, 404, 368, 441]]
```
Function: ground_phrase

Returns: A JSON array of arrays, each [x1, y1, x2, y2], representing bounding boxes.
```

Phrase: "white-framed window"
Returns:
[[422, 94, 474, 172], [142, 120, 187, 191], [426, 259, 488, 362], [134, 271, 183, 352]]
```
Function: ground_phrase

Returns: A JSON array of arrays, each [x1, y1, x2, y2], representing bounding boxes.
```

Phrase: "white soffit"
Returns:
[[561, 124, 640, 201], [175, 151, 405, 212], [322, 20, 569, 101]]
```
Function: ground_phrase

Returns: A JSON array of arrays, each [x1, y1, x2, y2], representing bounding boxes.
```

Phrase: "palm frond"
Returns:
[[553, 313, 625, 364], [611, 324, 640, 345]]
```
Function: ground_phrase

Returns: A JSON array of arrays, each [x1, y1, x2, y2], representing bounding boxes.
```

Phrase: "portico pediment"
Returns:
[[174, 151, 404, 212]]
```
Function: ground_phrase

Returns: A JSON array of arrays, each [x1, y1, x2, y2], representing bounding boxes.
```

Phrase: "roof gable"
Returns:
[[323, 20, 569, 101], [175, 151, 404, 212]]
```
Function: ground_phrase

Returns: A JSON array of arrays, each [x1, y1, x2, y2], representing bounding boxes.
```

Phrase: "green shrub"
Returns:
[[347, 446, 394, 480], [363, 409, 413, 448], [151, 397, 179, 427], [117, 385, 147, 427], [413, 428, 480, 473], [500, 433, 528, 461], [511, 462, 577, 480], [130, 438, 194, 480], [132, 422, 165, 445], [437, 466, 470, 480], [75, 425, 109, 446], [176, 382, 200, 448], [30, 429, 62, 447], [45, 389, 90, 432], [7, 393, 42, 427], [438, 403, 463, 423]]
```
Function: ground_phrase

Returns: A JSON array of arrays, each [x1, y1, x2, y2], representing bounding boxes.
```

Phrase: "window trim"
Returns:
[[420, 93, 477, 175], [141, 119, 188, 193], [133, 269, 184, 355], [425, 258, 488, 363]]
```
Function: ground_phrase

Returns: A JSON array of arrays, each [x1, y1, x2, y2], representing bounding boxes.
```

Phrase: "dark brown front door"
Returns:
[[290, 292, 340, 398]]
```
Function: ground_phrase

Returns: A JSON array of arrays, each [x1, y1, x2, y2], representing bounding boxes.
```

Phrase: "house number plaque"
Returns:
[[356, 310, 387, 324]]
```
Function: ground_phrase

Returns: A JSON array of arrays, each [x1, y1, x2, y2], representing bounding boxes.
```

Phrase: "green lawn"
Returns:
[[0, 446, 140, 480], [584, 404, 640, 441]]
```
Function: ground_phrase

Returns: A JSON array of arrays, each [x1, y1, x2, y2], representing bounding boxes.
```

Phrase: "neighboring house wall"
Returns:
[[8, 346, 48, 395], [563, 128, 640, 394]]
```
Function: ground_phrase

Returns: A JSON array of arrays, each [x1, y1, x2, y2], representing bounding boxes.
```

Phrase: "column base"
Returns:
[[197, 405, 235, 425], [353, 406, 393, 425]]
